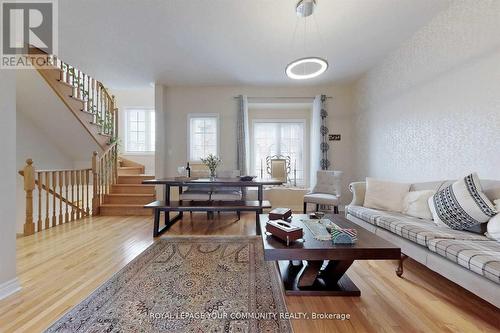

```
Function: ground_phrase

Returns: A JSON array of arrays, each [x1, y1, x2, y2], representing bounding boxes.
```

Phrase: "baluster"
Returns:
[[65, 171, 69, 223], [52, 171, 57, 227], [71, 170, 75, 221], [77, 70, 82, 99], [59, 59, 64, 82], [113, 145, 117, 184], [100, 157, 104, 202], [45, 171, 50, 229], [92, 152, 99, 215], [23, 159, 35, 235], [86, 169, 90, 215], [37, 172, 42, 232], [76, 169, 81, 219], [58, 171, 63, 225], [79, 170, 84, 217]]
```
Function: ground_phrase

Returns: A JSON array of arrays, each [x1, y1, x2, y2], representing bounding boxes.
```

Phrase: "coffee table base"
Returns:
[[277, 260, 361, 296]]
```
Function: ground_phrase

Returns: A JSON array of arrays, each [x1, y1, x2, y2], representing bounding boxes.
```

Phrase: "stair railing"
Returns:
[[92, 142, 119, 215], [52, 55, 118, 140], [19, 159, 92, 235]]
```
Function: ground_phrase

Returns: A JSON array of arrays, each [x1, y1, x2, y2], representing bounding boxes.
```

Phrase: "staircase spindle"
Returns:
[[77, 70, 81, 99], [52, 172, 57, 226], [71, 170, 75, 221], [58, 171, 63, 225], [37, 172, 42, 232], [92, 152, 99, 215], [65, 171, 70, 223], [76, 170, 81, 219], [86, 169, 90, 215], [45, 171, 50, 229]]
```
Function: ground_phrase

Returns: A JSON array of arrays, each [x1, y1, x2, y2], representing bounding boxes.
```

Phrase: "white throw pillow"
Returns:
[[402, 190, 435, 220], [486, 199, 500, 242], [428, 173, 497, 230], [363, 178, 411, 213]]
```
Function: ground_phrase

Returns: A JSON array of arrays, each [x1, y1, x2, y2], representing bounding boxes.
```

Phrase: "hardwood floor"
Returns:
[[1, 213, 499, 333]]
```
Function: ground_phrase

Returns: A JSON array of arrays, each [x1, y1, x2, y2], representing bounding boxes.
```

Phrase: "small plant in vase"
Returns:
[[200, 154, 221, 179]]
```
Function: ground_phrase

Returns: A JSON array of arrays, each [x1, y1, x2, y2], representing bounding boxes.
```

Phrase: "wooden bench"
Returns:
[[145, 200, 272, 237]]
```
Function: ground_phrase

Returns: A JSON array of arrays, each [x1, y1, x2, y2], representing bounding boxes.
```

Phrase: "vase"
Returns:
[[209, 169, 216, 180]]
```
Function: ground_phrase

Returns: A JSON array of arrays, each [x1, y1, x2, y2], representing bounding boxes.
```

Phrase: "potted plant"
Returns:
[[200, 154, 221, 180]]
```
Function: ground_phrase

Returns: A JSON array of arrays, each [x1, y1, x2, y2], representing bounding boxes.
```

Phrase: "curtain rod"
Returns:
[[232, 96, 332, 99]]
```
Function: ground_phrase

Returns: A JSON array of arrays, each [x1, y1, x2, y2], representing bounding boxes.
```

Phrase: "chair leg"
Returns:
[[303, 202, 307, 214], [236, 211, 241, 220], [334, 205, 339, 214], [316, 204, 319, 212]]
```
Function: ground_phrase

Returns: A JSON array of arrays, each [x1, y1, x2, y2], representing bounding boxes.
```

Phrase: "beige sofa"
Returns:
[[346, 179, 500, 308]]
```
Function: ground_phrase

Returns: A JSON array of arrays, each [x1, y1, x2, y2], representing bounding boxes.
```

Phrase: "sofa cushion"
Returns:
[[304, 193, 340, 206], [429, 173, 497, 230], [402, 190, 435, 220], [346, 205, 386, 225], [363, 178, 410, 212], [427, 239, 500, 284], [375, 215, 488, 247]]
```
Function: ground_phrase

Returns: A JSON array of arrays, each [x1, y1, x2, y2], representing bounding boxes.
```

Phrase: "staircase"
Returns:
[[18, 47, 155, 236], [99, 159, 155, 216]]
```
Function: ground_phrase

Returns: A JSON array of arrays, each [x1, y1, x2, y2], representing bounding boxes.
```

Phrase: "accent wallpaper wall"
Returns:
[[353, 0, 500, 182]]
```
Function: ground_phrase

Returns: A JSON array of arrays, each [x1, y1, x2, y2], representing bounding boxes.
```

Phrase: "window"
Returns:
[[252, 120, 306, 185], [188, 114, 219, 161], [125, 109, 155, 153]]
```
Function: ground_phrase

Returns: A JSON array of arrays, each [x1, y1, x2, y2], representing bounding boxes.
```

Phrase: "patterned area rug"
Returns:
[[45, 236, 292, 333]]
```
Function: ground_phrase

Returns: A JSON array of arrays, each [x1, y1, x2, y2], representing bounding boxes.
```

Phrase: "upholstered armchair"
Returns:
[[303, 170, 343, 214]]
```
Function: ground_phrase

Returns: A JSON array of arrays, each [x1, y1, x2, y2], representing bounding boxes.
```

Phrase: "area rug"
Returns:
[[45, 236, 292, 333]]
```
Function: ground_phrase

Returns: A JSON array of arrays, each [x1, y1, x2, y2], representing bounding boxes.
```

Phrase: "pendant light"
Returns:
[[286, 0, 329, 80]]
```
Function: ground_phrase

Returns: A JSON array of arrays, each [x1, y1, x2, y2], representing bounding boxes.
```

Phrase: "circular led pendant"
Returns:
[[285, 57, 328, 80]]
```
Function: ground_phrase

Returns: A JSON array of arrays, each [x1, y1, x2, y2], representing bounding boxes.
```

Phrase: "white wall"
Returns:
[[112, 88, 155, 174], [157, 84, 355, 204], [0, 70, 20, 299], [353, 0, 500, 182]]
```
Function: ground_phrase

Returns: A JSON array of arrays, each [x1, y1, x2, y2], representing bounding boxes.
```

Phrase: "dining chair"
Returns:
[[303, 170, 343, 214]]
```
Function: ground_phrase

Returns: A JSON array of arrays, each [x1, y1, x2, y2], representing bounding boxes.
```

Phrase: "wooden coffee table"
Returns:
[[259, 214, 401, 296]]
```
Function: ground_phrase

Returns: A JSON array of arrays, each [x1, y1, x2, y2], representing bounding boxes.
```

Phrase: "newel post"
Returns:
[[92, 151, 100, 215], [23, 159, 36, 235]]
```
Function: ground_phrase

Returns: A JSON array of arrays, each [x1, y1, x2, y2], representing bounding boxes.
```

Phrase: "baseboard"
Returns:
[[0, 278, 21, 300]]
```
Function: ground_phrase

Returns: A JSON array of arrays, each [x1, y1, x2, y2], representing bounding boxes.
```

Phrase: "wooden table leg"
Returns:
[[153, 208, 160, 237], [297, 260, 323, 287], [278, 259, 360, 296], [255, 209, 262, 236]]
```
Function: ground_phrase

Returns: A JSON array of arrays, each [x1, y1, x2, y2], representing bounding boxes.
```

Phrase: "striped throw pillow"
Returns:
[[428, 173, 497, 230]]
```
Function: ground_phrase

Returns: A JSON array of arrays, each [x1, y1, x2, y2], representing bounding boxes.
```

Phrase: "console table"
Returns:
[[143, 178, 282, 236]]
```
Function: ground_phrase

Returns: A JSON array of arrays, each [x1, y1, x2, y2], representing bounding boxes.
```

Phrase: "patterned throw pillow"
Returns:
[[428, 173, 497, 230]]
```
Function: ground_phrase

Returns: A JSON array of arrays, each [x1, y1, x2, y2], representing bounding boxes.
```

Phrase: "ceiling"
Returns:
[[58, 0, 450, 88]]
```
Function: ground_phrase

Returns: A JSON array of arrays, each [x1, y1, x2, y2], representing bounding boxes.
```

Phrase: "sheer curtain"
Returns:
[[310, 95, 322, 187], [236, 95, 249, 175]]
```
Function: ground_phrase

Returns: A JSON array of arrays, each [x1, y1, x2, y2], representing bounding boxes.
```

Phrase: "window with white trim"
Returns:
[[252, 120, 306, 185], [125, 109, 155, 153], [188, 114, 219, 161]]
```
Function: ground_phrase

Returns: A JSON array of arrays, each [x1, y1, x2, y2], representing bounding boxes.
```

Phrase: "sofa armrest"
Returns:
[[348, 182, 366, 206]]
